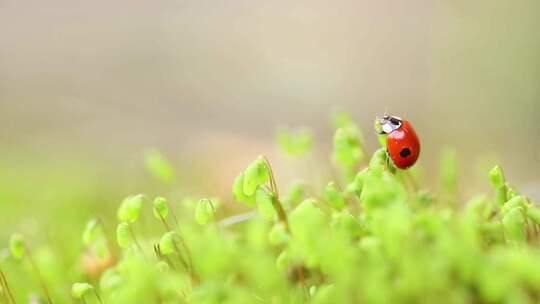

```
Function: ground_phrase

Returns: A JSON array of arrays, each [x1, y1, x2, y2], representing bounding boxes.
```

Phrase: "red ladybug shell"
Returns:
[[386, 120, 420, 169]]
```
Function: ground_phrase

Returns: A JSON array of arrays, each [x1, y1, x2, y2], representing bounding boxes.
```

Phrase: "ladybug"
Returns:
[[377, 115, 420, 169]]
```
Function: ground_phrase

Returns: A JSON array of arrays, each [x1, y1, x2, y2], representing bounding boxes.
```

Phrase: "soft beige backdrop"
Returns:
[[1, 0, 539, 201]]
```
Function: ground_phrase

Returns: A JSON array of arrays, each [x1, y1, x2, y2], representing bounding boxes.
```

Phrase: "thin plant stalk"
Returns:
[[0, 267, 14, 304], [128, 226, 147, 261], [163, 255, 176, 271], [158, 214, 195, 280], [296, 267, 308, 299], [262, 156, 307, 298], [24, 245, 53, 304], [261, 156, 290, 230], [0, 268, 15, 304], [165, 200, 181, 232], [161, 199, 196, 275], [172, 238, 199, 283], [93, 289, 102, 304]]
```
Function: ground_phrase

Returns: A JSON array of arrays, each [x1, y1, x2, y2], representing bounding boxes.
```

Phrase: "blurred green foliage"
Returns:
[[1, 115, 540, 304]]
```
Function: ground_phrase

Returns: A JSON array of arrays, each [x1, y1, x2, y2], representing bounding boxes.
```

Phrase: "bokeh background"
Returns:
[[1, 0, 539, 248]]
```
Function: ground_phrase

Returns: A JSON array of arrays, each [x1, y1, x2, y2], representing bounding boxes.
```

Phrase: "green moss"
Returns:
[[2, 114, 540, 304]]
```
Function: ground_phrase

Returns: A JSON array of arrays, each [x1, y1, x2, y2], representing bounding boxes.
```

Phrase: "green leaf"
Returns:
[[324, 182, 346, 210], [153, 197, 169, 220], [144, 149, 176, 184], [116, 222, 132, 249], [195, 198, 215, 225], [117, 194, 144, 223], [255, 187, 277, 220], [159, 231, 178, 255], [9, 234, 25, 259], [82, 219, 99, 246], [71, 282, 93, 299]]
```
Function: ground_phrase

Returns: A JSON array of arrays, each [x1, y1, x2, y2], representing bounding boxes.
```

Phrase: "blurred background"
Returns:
[[1, 0, 539, 245]]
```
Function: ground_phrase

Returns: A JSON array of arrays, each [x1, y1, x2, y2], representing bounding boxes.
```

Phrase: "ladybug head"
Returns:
[[378, 115, 402, 134]]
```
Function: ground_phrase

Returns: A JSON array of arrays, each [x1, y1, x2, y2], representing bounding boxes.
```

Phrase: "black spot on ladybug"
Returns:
[[400, 148, 411, 158]]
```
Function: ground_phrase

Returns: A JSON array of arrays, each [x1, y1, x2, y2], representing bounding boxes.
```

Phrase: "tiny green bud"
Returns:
[[153, 197, 169, 220], [82, 219, 99, 246], [285, 182, 305, 207], [117, 194, 144, 223], [71, 282, 93, 299], [195, 198, 215, 225], [489, 165, 505, 189], [233, 173, 255, 205], [255, 187, 277, 220], [324, 182, 346, 210], [9, 234, 25, 259], [243, 157, 270, 196], [116, 222, 132, 249], [159, 231, 179, 255], [144, 149, 176, 184]]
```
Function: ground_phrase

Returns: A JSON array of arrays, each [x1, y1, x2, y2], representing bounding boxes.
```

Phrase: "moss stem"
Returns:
[[24, 245, 53, 304], [0, 265, 16, 304], [262, 156, 290, 231]]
